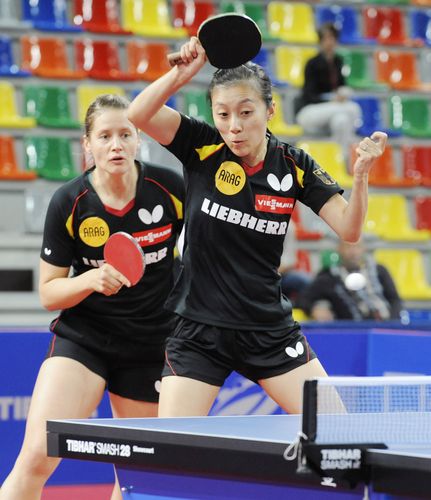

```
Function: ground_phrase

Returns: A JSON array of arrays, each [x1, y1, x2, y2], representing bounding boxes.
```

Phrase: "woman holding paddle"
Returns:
[[0, 94, 184, 500], [128, 35, 387, 418]]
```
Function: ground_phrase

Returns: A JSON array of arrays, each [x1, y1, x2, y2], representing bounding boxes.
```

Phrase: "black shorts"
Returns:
[[162, 316, 317, 386], [47, 334, 165, 402]]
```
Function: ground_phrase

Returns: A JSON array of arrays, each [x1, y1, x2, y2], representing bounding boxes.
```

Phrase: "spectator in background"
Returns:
[[299, 238, 403, 321], [295, 22, 362, 157], [279, 223, 312, 306]]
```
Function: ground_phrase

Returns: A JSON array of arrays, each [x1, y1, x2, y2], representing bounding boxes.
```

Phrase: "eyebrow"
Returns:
[[213, 97, 255, 107]]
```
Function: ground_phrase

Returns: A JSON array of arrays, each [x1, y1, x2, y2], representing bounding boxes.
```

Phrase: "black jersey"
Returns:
[[41, 161, 184, 346], [164, 115, 342, 330]]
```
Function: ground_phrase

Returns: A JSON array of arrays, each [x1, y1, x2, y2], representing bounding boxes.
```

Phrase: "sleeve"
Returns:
[[164, 114, 222, 168], [377, 264, 403, 319], [40, 188, 74, 268], [294, 148, 343, 215], [336, 55, 346, 87], [302, 59, 324, 106]]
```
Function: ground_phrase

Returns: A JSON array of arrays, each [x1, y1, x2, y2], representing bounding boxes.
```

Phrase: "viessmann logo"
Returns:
[[255, 195, 294, 214], [133, 224, 172, 247]]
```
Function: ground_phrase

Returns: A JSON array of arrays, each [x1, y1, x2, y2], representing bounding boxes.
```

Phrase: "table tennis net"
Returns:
[[302, 376, 431, 446]]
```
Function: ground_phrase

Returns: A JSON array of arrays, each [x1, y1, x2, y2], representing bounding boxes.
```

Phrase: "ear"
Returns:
[[82, 134, 91, 154], [267, 99, 275, 121]]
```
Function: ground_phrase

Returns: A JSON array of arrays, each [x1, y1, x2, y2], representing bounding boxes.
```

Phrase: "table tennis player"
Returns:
[[0, 94, 184, 500], [127, 35, 387, 418]]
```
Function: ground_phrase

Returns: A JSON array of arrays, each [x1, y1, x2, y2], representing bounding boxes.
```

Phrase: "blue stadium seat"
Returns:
[[410, 9, 431, 46], [314, 5, 376, 45], [0, 36, 30, 77], [22, 0, 82, 32], [353, 96, 402, 138]]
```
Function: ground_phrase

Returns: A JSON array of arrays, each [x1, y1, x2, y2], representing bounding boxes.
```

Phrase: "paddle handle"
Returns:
[[167, 51, 184, 67]]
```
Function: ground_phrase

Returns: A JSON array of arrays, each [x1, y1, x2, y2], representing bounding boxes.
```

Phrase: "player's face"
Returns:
[[85, 109, 139, 175], [211, 83, 274, 166]]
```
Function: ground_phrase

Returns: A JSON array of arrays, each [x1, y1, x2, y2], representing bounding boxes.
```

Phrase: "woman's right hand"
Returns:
[[174, 36, 207, 81], [90, 264, 131, 296]]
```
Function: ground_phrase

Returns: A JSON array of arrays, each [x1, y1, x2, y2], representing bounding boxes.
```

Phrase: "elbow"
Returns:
[[339, 229, 362, 244]]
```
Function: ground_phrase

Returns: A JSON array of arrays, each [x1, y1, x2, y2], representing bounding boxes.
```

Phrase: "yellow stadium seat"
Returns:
[[374, 249, 431, 300], [365, 194, 431, 241], [122, 0, 187, 38], [267, 2, 318, 44], [76, 85, 125, 123], [268, 92, 303, 137], [0, 82, 36, 128], [274, 46, 317, 88], [296, 140, 354, 188], [292, 307, 309, 322]]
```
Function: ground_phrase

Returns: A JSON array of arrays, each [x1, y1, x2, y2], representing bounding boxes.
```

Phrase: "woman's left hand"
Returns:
[[353, 131, 388, 177]]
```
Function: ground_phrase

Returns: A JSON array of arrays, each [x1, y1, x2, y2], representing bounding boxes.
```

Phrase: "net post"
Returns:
[[302, 379, 318, 442]]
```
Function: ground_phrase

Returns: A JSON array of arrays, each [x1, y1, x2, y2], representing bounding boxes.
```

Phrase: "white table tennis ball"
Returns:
[[344, 272, 367, 291]]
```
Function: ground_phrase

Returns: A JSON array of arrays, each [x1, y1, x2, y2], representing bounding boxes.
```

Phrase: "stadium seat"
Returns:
[[126, 41, 171, 81], [172, 0, 215, 36], [0, 0, 31, 29], [268, 92, 302, 137], [365, 194, 430, 241], [22, 0, 82, 32], [267, 2, 318, 44], [274, 46, 317, 88], [315, 5, 375, 45], [291, 208, 323, 241], [374, 249, 431, 301], [402, 145, 431, 187], [0, 82, 36, 128], [74, 39, 136, 80], [365, 0, 410, 5], [21, 36, 85, 79], [339, 49, 387, 91], [296, 141, 354, 188], [23, 85, 80, 129], [121, 0, 188, 38], [0, 36, 30, 77], [363, 7, 421, 46], [410, 9, 431, 46], [252, 48, 287, 88], [0, 136, 37, 180], [375, 50, 431, 91], [183, 89, 213, 124], [353, 96, 402, 138], [220, 1, 276, 42], [24, 136, 79, 181], [411, 0, 431, 5], [73, 0, 131, 34], [388, 96, 431, 138], [77, 85, 126, 123], [415, 196, 431, 230], [350, 143, 417, 187]]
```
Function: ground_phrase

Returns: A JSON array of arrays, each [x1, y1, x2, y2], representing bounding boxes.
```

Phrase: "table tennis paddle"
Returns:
[[168, 13, 262, 69], [103, 232, 145, 286]]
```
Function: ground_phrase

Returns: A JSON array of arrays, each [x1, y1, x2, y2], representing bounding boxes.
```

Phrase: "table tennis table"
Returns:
[[47, 414, 431, 499]]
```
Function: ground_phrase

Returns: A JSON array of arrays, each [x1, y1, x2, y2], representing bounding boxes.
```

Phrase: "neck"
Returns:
[[91, 164, 138, 208], [244, 137, 268, 167]]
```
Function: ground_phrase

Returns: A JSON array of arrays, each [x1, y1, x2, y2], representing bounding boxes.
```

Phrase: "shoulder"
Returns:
[[49, 173, 88, 207], [139, 161, 184, 199]]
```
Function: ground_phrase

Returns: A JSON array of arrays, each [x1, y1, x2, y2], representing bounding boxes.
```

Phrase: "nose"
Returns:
[[111, 135, 122, 150], [229, 115, 242, 133]]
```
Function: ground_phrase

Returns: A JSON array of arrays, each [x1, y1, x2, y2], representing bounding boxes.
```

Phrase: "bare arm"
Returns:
[[128, 37, 207, 145], [39, 259, 130, 311], [318, 131, 387, 242]]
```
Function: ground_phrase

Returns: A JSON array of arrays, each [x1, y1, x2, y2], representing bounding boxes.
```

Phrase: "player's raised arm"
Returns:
[[318, 131, 387, 242], [128, 37, 207, 146]]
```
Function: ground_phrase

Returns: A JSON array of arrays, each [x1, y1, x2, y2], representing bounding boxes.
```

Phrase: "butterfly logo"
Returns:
[[44, 248, 52, 256], [138, 205, 164, 225], [285, 341, 305, 358], [267, 173, 293, 192]]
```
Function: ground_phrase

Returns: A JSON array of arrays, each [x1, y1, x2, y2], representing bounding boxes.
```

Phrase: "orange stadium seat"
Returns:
[[291, 209, 323, 241], [127, 41, 172, 81], [375, 50, 431, 91], [0, 136, 37, 180], [21, 36, 85, 79], [74, 39, 136, 81]]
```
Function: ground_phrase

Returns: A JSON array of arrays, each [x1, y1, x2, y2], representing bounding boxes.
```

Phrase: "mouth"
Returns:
[[110, 156, 125, 163]]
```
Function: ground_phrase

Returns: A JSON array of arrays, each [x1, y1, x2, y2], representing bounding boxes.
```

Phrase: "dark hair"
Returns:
[[84, 94, 131, 136], [317, 22, 340, 42], [207, 62, 273, 109]]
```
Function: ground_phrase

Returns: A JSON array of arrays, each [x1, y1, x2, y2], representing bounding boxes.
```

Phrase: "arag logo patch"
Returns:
[[215, 161, 246, 195], [79, 217, 109, 247]]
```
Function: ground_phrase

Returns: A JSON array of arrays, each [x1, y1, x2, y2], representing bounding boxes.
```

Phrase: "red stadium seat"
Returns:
[[74, 39, 136, 80], [415, 196, 431, 230], [402, 145, 431, 187], [171, 0, 216, 36], [73, 0, 132, 34]]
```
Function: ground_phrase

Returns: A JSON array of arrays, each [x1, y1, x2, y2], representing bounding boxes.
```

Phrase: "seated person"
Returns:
[[299, 239, 403, 321], [295, 22, 362, 157]]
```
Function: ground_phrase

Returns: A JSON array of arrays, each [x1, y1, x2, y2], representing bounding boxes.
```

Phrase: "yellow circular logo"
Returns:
[[215, 161, 246, 195], [79, 217, 110, 247]]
